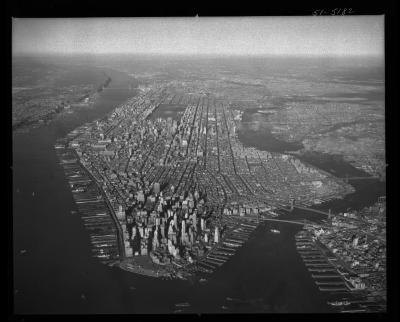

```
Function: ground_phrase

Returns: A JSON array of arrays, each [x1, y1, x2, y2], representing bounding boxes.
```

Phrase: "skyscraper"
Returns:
[[117, 205, 125, 220], [214, 226, 219, 243], [154, 182, 160, 195], [201, 218, 205, 230], [182, 219, 186, 235]]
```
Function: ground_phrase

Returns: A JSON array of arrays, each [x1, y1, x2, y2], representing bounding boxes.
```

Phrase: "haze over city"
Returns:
[[13, 17, 384, 57]]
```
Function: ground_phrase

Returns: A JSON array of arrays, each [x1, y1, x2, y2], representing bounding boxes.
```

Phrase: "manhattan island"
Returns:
[[55, 82, 354, 280]]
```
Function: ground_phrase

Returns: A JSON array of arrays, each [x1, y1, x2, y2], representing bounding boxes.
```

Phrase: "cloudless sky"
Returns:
[[12, 17, 384, 57]]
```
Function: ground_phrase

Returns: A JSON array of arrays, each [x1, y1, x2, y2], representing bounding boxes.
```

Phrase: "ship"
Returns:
[[72, 187, 85, 193], [95, 254, 110, 259], [54, 143, 65, 149], [175, 302, 191, 307], [270, 229, 280, 234], [61, 158, 77, 164], [173, 309, 183, 313], [226, 297, 241, 302], [328, 301, 351, 306]]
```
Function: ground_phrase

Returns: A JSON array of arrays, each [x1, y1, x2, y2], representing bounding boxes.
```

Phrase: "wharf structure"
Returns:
[[56, 83, 354, 278], [294, 226, 386, 313]]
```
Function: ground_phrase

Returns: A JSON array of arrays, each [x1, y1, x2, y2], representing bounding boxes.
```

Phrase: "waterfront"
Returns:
[[13, 67, 136, 313], [238, 106, 386, 212], [13, 63, 385, 314]]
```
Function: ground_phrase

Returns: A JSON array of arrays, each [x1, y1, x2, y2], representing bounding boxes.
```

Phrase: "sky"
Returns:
[[12, 17, 384, 57]]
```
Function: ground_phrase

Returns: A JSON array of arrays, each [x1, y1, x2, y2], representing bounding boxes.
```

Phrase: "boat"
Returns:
[[61, 159, 77, 164], [341, 309, 366, 313], [226, 297, 241, 302], [199, 278, 207, 283], [270, 229, 280, 234], [175, 302, 191, 307], [328, 301, 351, 306], [221, 306, 229, 310]]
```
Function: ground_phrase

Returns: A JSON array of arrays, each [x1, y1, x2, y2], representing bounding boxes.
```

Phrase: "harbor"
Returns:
[[295, 229, 385, 312], [193, 221, 259, 275], [55, 144, 121, 264]]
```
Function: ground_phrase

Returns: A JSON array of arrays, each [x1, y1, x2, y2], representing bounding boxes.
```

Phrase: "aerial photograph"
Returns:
[[12, 17, 386, 314]]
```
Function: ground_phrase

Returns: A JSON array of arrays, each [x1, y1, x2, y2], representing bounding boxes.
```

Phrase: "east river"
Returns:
[[13, 68, 385, 314]]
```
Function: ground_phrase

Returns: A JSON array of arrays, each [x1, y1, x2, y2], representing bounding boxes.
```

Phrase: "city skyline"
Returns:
[[12, 17, 384, 57]]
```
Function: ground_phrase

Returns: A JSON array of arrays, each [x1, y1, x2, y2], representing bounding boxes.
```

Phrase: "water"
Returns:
[[13, 67, 138, 314], [193, 222, 333, 313], [238, 108, 303, 152], [13, 62, 384, 314]]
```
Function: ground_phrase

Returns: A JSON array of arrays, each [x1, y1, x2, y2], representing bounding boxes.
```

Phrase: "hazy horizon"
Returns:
[[12, 17, 384, 57]]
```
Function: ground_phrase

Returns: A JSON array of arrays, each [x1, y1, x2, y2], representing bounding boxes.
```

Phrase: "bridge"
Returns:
[[273, 207, 386, 243], [262, 217, 315, 226], [293, 206, 331, 217], [345, 176, 380, 180]]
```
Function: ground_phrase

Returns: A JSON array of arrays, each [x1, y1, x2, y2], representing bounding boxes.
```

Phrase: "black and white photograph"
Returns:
[[10, 12, 391, 316]]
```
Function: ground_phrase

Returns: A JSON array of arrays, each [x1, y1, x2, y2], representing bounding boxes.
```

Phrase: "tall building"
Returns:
[[137, 191, 145, 203], [182, 219, 186, 235], [160, 224, 165, 238], [214, 226, 220, 243], [153, 230, 160, 249], [290, 198, 295, 211], [125, 247, 133, 257], [192, 213, 197, 231], [174, 213, 178, 230], [168, 222, 174, 235], [117, 205, 125, 220], [189, 227, 194, 243], [154, 182, 160, 195]]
